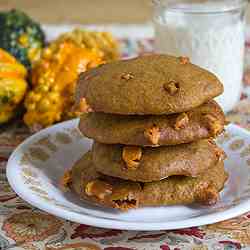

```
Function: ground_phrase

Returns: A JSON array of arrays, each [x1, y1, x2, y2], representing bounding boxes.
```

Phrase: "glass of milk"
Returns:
[[153, 0, 248, 112]]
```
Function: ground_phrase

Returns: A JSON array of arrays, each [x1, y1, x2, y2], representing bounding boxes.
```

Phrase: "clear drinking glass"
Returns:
[[153, 0, 248, 112]]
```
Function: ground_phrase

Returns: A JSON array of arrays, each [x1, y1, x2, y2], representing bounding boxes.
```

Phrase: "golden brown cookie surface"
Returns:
[[69, 152, 228, 211], [70, 151, 141, 210], [92, 140, 225, 182], [79, 101, 225, 146], [75, 54, 223, 115]]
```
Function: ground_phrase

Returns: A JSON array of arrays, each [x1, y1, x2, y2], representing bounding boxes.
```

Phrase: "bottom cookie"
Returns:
[[62, 152, 228, 211]]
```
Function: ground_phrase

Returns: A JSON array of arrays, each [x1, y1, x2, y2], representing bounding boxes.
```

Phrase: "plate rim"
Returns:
[[6, 119, 250, 231]]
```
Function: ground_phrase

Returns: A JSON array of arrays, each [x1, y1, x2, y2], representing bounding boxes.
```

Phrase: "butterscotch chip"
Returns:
[[195, 183, 219, 205], [92, 140, 224, 182], [204, 114, 223, 136], [174, 113, 189, 130], [79, 101, 225, 146], [121, 73, 134, 80], [122, 146, 142, 170], [208, 140, 227, 163], [69, 152, 228, 210], [59, 170, 72, 190], [144, 125, 160, 145], [70, 152, 141, 211], [79, 98, 93, 113], [85, 180, 112, 200], [76, 54, 223, 115], [85, 181, 94, 196], [215, 145, 227, 162], [179, 56, 190, 65], [164, 81, 180, 95]]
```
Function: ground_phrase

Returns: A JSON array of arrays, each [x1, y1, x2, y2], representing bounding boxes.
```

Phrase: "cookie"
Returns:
[[69, 151, 141, 210], [68, 152, 228, 211], [92, 140, 225, 182], [79, 100, 225, 146], [75, 54, 223, 115]]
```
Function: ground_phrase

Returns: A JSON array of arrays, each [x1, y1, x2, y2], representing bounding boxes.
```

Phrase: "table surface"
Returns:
[[1, 25, 250, 250]]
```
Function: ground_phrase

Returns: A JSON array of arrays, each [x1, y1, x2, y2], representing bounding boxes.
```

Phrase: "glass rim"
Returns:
[[152, 0, 248, 14]]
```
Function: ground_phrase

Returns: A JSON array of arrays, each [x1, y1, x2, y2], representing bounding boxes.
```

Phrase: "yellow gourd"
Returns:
[[55, 28, 120, 61], [24, 41, 104, 129], [0, 48, 28, 124]]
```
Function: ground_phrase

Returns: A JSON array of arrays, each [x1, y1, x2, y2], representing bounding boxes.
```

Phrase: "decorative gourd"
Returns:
[[0, 48, 28, 124], [24, 41, 104, 129], [54, 28, 120, 61], [0, 9, 45, 69]]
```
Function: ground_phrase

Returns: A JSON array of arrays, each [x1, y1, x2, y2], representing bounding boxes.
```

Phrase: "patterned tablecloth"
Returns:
[[2, 27, 250, 250]]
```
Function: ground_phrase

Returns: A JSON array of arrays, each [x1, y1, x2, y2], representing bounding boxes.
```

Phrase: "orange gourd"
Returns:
[[0, 48, 28, 123], [24, 41, 103, 129]]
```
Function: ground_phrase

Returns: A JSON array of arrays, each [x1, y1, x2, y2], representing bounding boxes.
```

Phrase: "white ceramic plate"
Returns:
[[6, 119, 250, 230]]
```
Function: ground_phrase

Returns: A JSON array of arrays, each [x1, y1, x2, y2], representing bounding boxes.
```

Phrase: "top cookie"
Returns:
[[75, 54, 223, 115]]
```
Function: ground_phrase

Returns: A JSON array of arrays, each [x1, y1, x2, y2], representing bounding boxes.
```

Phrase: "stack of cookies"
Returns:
[[62, 54, 228, 211]]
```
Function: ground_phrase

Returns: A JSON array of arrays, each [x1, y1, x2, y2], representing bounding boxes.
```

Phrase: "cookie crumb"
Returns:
[[113, 197, 139, 211]]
